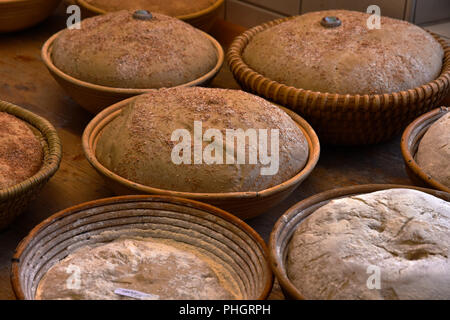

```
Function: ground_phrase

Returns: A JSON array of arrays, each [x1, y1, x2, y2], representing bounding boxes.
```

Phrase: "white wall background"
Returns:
[[223, 0, 450, 28]]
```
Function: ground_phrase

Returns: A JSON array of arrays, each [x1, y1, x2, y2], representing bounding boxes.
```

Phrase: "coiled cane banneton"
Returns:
[[12, 195, 273, 300], [227, 17, 450, 145]]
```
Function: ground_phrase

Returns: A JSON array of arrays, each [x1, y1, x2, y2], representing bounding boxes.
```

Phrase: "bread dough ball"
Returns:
[[287, 189, 450, 300], [36, 237, 242, 300], [96, 87, 309, 193], [243, 10, 443, 95]]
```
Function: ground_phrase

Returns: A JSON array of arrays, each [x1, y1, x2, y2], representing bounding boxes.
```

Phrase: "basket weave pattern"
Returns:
[[227, 17, 450, 145], [0, 101, 62, 230]]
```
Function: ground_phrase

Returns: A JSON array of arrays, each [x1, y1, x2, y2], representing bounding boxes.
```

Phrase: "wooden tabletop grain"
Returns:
[[0, 4, 442, 300]]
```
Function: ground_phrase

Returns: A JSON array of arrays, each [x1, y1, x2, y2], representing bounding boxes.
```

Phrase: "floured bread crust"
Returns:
[[243, 10, 444, 95], [95, 87, 309, 193], [36, 237, 242, 300], [52, 11, 217, 89], [416, 113, 450, 188], [85, 0, 217, 17], [0, 112, 43, 190], [287, 189, 450, 300]]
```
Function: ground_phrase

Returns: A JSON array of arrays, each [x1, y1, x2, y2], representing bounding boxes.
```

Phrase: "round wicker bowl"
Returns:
[[269, 184, 450, 300], [82, 95, 320, 220], [227, 17, 450, 145], [0, 101, 62, 230], [75, 0, 224, 31], [0, 0, 61, 33], [41, 30, 224, 114], [401, 107, 450, 193], [11, 195, 273, 300]]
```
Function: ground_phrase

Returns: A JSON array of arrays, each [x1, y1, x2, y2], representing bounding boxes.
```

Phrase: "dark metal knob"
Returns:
[[321, 16, 341, 28], [133, 10, 153, 21]]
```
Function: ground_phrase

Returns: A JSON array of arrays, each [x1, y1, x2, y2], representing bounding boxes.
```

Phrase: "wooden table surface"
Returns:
[[0, 5, 444, 300]]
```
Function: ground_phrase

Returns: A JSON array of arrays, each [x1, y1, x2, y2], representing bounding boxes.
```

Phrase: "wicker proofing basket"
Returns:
[[401, 107, 450, 193], [11, 195, 273, 300], [75, 0, 224, 31], [227, 17, 450, 145], [41, 30, 224, 114], [82, 95, 320, 220], [0, 0, 61, 33], [0, 101, 62, 230], [269, 184, 450, 300]]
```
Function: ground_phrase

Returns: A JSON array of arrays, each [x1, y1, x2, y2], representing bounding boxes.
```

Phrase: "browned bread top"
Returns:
[[96, 87, 309, 193], [52, 11, 217, 89], [243, 10, 444, 95]]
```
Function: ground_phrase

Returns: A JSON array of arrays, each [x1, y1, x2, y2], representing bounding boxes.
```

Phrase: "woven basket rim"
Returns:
[[12, 194, 273, 300], [41, 29, 224, 95], [81, 94, 320, 201], [401, 106, 450, 193], [227, 16, 450, 110], [269, 184, 450, 300], [75, 0, 224, 21], [0, 101, 62, 201]]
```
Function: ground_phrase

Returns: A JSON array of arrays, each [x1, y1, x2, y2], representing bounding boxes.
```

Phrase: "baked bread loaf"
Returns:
[[0, 112, 43, 189], [51, 10, 217, 89], [36, 236, 241, 300], [84, 0, 216, 17], [416, 113, 450, 188], [243, 10, 444, 95], [95, 87, 309, 193], [287, 189, 450, 300]]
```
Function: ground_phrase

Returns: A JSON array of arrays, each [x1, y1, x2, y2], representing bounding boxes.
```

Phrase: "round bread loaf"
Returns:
[[36, 236, 241, 300], [0, 112, 43, 190], [287, 189, 450, 300], [243, 10, 444, 95], [84, 0, 217, 17], [416, 113, 450, 188], [51, 10, 217, 89], [95, 87, 309, 193]]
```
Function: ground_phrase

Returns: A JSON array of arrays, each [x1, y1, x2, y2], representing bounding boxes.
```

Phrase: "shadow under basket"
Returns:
[[12, 195, 273, 300], [75, 0, 225, 32], [401, 106, 450, 193], [269, 184, 450, 300], [0, 100, 62, 230], [82, 96, 320, 220], [227, 16, 450, 145]]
